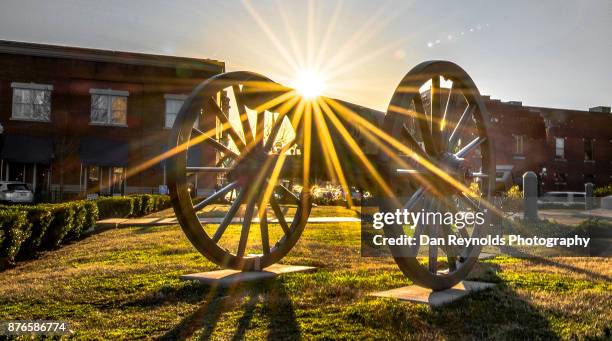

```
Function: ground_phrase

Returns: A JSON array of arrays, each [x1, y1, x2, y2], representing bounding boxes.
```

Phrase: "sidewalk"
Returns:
[[96, 216, 361, 228]]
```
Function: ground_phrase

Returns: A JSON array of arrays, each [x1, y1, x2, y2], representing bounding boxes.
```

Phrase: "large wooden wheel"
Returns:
[[381, 61, 495, 290], [167, 71, 311, 271]]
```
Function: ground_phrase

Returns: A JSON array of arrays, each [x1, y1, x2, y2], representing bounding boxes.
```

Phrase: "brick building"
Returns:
[[0, 40, 608, 201], [487, 98, 612, 192], [0, 40, 224, 201]]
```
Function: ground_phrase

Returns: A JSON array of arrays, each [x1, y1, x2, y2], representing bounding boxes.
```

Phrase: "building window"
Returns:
[[11, 83, 53, 121], [555, 137, 565, 159], [111, 167, 125, 195], [164, 94, 187, 129], [514, 134, 524, 155], [584, 138, 594, 161], [90, 89, 129, 126]]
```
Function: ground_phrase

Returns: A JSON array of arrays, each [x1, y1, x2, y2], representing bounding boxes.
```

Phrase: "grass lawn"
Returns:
[[145, 204, 360, 219], [0, 215, 610, 339]]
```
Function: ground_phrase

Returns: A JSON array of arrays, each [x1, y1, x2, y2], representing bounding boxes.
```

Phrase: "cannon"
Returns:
[[167, 61, 495, 291]]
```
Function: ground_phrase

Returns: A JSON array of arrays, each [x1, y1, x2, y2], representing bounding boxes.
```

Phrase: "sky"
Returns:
[[0, 0, 610, 111]]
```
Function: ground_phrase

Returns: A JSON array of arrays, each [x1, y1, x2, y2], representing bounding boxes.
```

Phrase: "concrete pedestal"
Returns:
[[370, 281, 495, 307], [180, 264, 316, 287]]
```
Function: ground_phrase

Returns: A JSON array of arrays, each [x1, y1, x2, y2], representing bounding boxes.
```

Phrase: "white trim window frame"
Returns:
[[164, 94, 188, 129], [513, 134, 524, 155], [554, 137, 565, 160], [11, 82, 53, 122], [90, 89, 129, 126]]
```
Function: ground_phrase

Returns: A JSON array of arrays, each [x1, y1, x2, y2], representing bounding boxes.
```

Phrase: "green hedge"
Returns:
[[15, 205, 53, 260], [0, 195, 170, 268], [594, 184, 612, 197], [39, 203, 75, 250], [63, 201, 89, 242], [95, 194, 170, 219], [0, 210, 29, 268], [96, 197, 134, 218]]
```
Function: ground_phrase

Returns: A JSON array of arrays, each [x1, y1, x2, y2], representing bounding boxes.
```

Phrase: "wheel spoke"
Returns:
[[233, 85, 255, 146], [193, 181, 238, 211], [460, 193, 481, 211], [403, 187, 424, 210], [440, 224, 459, 271], [277, 184, 301, 205], [413, 95, 437, 156], [212, 188, 246, 243], [264, 113, 288, 152], [396, 169, 425, 175], [236, 191, 257, 258], [428, 223, 438, 273], [448, 105, 476, 150], [259, 207, 270, 254], [255, 110, 265, 147], [207, 97, 246, 151], [193, 127, 239, 159], [430, 77, 443, 152], [455, 137, 486, 158], [442, 88, 467, 145], [270, 197, 291, 235], [186, 166, 231, 173], [401, 124, 430, 161]]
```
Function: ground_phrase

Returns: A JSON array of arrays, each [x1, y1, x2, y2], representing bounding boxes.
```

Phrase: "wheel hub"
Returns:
[[435, 152, 467, 192], [228, 149, 270, 184]]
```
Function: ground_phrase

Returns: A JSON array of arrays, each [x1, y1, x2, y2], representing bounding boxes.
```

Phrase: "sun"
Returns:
[[293, 70, 326, 99]]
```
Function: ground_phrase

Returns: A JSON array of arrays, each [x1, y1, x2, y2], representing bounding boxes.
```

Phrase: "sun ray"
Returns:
[[313, 98, 354, 207], [124, 89, 296, 182], [317, 98, 396, 201], [324, 98, 503, 216], [241, 0, 300, 74], [256, 98, 306, 220], [323, 37, 408, 80], [306, 0, 316, 69], [313, 0, 344, 71], [274, 0, 305, 70], [319, 0, 401, 75]]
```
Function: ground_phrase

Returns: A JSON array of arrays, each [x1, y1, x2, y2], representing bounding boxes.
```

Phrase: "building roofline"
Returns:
[[0, 40, 224, 73], [523, 104, 612, 116]]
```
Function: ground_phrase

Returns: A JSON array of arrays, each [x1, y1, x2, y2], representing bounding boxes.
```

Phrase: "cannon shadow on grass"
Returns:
[[432, 263, 561, 340], [155, 279, 300, 340], [140, 263, 565, 340]]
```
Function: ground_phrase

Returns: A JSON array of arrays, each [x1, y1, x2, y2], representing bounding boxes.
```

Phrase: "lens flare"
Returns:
[[293, 70, 326, 99]]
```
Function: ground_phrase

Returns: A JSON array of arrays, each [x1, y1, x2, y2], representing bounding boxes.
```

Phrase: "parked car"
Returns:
[[537, 191, 585, 208], [0, 181, 34, 204]]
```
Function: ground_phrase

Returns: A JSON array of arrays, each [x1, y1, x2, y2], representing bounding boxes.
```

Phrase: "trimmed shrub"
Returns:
[[82, 200, 99, 230], [96, 197, 134, 219], [0, 194, 171, 270], [130, 195, 143, 217], [594, 184, 612, 197], [39, 203, 75, 250], [140, 194, 155, 215], [15, 205, 53, 260], [0, 210, 29, 268], [63, 201, 88, 242], [154, 195, 171, 211]]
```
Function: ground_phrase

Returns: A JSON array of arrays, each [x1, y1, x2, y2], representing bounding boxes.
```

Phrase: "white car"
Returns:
[[0, 182, 34, 204], [537, 191, 585, 208]]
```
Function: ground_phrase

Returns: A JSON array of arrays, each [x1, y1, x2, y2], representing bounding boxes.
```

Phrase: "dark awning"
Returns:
[[1, 134, 54, 164], [79, 137, 129, 167]]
